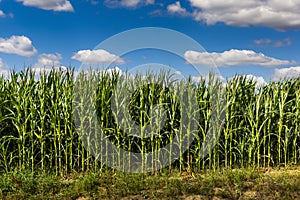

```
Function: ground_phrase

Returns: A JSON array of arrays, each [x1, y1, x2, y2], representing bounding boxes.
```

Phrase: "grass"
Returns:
[[1, 167, 300, 199]]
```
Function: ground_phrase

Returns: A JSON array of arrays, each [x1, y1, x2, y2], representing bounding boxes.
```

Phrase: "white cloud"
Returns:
[[0, 10, 13, 18], [273, 38, 292, 47], [75, 66, 125, 80], [167, 1, 189, 16], [33, 53, 62, 68], [191, 73, 225, 83], [227, 74, 267, 89], [105, 66, 125, 76], [188, 0, 300, 30], [174, 70, 182, 76], [0, 58, 11, 78], [0, 69, 10, 78], [121, 0, 140, 7], [104, 0, 154, 8], [0, 35, 37, 57], [146, 0, 154, 5], [149, 9, 163, 16], [244, 74, 267, 88], [0, 58, 3, 68], [184, 49, 295, 67], [0, 10, 6, 17], [271, 66, 300, 81], [254, 38, 272, 45], [32, 53, 67, 74], [16, 0, 74, 12], [72, 49, 125, 65], [191, 73, 266, 89], [32, 65, 67, 74], [254, 38, 292, 47]]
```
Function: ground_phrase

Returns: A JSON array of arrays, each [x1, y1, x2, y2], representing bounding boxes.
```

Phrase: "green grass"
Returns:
[[1, 167, 300, 199]]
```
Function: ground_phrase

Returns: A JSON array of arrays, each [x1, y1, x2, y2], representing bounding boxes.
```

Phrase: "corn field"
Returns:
[[0, 68, 300, 175]]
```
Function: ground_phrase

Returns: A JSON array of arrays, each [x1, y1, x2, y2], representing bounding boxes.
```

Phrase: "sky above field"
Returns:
[[1, 0, 300, 84]]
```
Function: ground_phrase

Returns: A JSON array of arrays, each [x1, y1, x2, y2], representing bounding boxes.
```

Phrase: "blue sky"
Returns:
[[1, 0, 300, 84]]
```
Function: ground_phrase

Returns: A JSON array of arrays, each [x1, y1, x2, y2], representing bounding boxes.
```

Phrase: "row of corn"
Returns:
[[0, 68, 299, 175]]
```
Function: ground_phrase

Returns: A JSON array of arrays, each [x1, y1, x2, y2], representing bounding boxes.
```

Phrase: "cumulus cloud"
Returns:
[[32, 53, 67, 74], [227, 74, 267, 89], [72, 49, 125, 65], [33, 53, 62, 68], [191, 73, 266, 89], [104, 0, 154, 8], [244, 74, 267, 88], [184, 49, 295, 67], [16, 0, 74, 12], [0, 10, 6, 17], [167, 1, 189, 16], [254, 38, 292, 47], [0, 69, 10, 78], [191, 73, 225, 83], [75, 66, 125, 79], [104, 66, 125, 76], [0, 58, 11, 78], [0, 35, 37, 57], [271, 66, 300, 81], [188, 0, 300, 30], [32, 65, 67, 74]]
